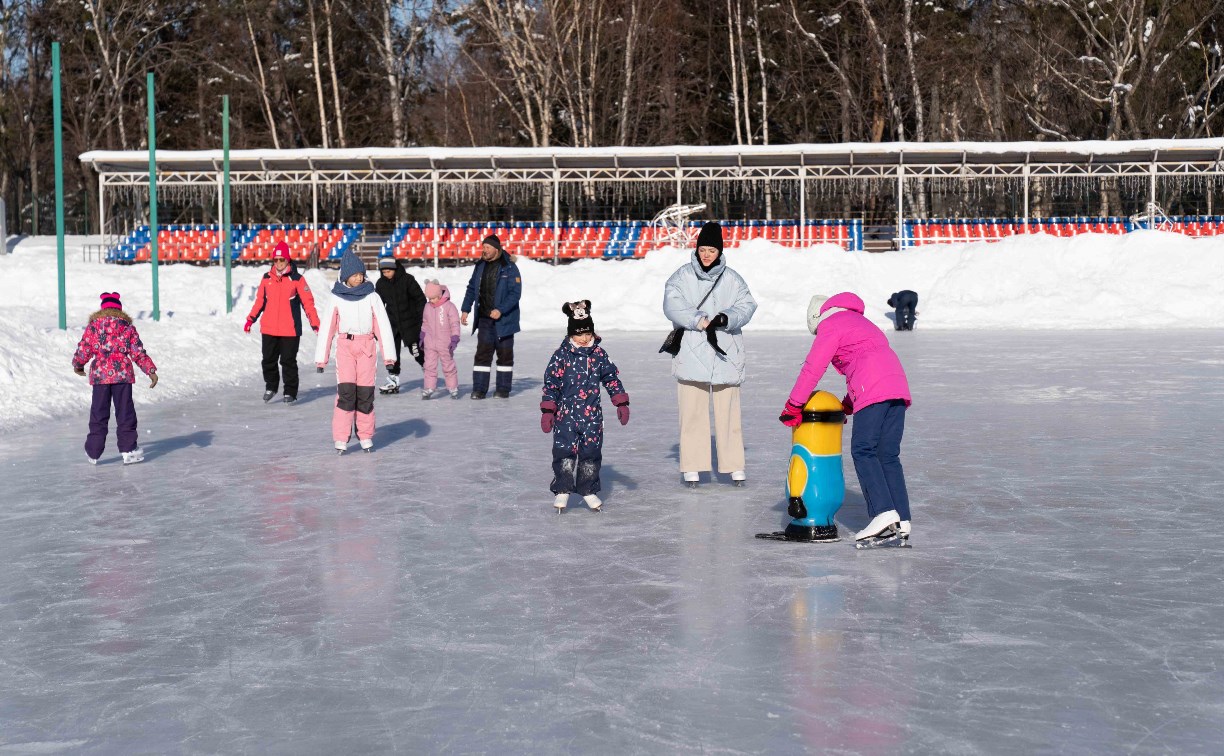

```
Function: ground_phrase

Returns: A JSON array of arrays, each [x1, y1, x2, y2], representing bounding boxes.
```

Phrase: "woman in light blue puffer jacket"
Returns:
[[663, 221, 758, 487]]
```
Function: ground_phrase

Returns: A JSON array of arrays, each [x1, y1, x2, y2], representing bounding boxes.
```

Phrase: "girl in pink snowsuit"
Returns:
[[72, 292, 158, 465], [420, 280, 461, 399], [315, 251, 396, 452]]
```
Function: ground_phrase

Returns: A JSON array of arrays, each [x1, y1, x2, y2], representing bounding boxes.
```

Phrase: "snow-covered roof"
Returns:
[[80, 138, 1224, 177]]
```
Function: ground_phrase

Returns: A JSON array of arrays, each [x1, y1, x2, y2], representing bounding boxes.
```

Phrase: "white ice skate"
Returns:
[[730, 470, 746, 487], [86, 455, 98, 466], [421, 388, 434, 400], [334, 440, 348, 455], [121, 447, 145, 465], [583, 494, 603, 512], [855, 510, 900, 541], [379, 375, 400, 395], [553, 493, 568, 513], [682, 471, 700, 489], [898, 520, 911, 542], [360, 438, 374, 453], [450, 389, 461, 400]]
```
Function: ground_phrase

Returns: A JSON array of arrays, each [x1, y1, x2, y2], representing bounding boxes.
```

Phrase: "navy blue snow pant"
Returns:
[[550, 416, 604, 496], [86, 382, 138, 459], [850, 399, 911, 521], [473, 316, 514, 395]]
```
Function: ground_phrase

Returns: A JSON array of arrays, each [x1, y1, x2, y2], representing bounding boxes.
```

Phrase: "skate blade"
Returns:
[[853, 535, 910, 550], [684, 482, 699, 489], [755, 531, 840, 543]]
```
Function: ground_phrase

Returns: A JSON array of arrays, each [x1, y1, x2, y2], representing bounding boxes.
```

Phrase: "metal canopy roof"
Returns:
[[80, 138, 1224, 187]]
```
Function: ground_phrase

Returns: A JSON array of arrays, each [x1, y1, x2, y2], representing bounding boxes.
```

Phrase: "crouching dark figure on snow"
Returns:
[[888, 290, 919, 331]]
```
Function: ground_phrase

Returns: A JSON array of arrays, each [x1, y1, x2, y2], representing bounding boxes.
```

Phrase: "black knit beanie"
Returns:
[[482, 234, 504, 252], [563, 300, 594, 337], [695, 221, 723, 252]]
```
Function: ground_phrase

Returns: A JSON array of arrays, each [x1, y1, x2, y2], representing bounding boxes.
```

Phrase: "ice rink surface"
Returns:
[[2, 330, 1223, 754]]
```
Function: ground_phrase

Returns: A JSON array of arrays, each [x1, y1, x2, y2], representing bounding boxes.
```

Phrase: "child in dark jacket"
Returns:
[[72, 292, 158, 465], [539, 301, 630, 512]]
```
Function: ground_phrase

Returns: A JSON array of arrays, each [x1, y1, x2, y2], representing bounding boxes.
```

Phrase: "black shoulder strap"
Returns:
[[696, 271, 725, 309]]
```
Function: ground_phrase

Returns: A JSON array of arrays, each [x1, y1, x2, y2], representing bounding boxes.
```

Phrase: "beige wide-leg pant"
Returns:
[[677, 379, 745, 473]]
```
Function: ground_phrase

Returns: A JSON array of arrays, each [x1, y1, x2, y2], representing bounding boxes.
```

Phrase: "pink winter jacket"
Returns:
[[71, 309, 157, 385], [787, 292, 911, 412], [420, 285, 461, 352]]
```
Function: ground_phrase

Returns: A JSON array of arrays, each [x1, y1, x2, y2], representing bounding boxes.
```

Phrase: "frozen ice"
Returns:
[[1, 331, 1223, 752]]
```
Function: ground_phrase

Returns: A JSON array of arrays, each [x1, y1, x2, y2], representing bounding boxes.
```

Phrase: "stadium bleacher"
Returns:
[[107, 223, 363, 265], [378, 218, 865, 261], [104, 215, 1224, 264], [903, 216, 1224, 247]]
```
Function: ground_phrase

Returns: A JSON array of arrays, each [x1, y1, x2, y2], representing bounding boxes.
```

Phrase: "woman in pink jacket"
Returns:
[[420, 280, 461, 399], [779, 292, 913, 544]]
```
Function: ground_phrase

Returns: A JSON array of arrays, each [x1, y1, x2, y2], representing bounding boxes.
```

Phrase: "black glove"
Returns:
[[709, 312, 729, 330], [316, 367, 324, 373], [704, 322, 727, 356]]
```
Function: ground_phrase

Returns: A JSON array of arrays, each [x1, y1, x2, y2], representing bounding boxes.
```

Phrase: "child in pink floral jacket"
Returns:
[[72, 292, 158, 465]]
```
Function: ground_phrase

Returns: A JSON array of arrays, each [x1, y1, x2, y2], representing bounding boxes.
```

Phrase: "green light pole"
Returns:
[[53, 42, 66, 331], [147, 72, 160, 321], [223, 95, 232, 313]]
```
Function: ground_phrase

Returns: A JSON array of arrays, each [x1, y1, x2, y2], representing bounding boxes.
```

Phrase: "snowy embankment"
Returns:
[[1, 231, 1222, 430]]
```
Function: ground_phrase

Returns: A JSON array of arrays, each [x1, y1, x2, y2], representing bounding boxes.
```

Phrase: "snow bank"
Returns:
[[2, 231, 1221, 430], [422, 231, 1224, 331]]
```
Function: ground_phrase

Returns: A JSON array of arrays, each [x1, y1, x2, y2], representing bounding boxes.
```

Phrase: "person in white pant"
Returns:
[[662, 221, 758, 487]]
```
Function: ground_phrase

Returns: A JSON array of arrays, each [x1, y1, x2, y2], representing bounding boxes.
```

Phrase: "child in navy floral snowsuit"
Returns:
[[540, 301, 630, 512]]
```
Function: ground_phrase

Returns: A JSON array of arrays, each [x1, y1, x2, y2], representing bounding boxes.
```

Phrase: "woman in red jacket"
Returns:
[[245, 242, 320, 403]]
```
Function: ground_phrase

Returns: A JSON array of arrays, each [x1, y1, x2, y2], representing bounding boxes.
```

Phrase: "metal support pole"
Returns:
[[675, 168, 682, 206], [1023, 163, 1031, 227], [799, 167, 806, 247], [553, 169, 560, 265], [53, 42, 66, 330], [98, 173, 106, 243], [431, 171, 440, 269], [896, 164, 904, 249], [223, 95, 233, 313], [147, 71, 159, 321], [311, 171, 319, 264], [1149, 161, 1157, 216]]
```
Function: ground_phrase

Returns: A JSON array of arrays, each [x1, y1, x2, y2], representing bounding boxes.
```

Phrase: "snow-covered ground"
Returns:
[[1, 231, 1222, 430]]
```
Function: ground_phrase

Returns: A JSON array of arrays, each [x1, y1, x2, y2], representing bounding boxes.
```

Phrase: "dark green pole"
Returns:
[[223, 95, 232, 313], [147, 72, 159, 321], [53, 42, 66, 331]]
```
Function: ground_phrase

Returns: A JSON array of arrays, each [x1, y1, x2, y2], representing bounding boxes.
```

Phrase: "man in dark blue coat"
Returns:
[[887, 290, 919, 331], [461, 235, 522, 398]]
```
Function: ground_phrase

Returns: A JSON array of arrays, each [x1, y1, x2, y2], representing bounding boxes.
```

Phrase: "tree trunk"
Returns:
[[323, 0, 347, 147], [308, 0, 331, 147]]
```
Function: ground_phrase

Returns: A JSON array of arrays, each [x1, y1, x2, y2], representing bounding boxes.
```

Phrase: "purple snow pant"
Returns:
[[86, 382, 138, 459]]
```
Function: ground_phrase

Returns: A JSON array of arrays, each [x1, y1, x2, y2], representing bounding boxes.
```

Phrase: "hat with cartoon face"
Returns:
[[563, 300, 594, 337]]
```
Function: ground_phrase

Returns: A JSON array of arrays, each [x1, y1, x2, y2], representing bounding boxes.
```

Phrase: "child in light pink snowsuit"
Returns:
[[314, 251, 396, 452], [420, 279, 461, 399]]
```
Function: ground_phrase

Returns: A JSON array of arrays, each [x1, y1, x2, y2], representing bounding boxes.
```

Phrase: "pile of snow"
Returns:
[[1, 231, 1221, 429]]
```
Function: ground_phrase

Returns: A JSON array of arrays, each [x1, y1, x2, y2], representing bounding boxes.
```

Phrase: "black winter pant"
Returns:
[[387, 329, 424, 376], [262, 335, 301, 396], [893, 292, 918, 331], [473, 316, 514, 395]]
